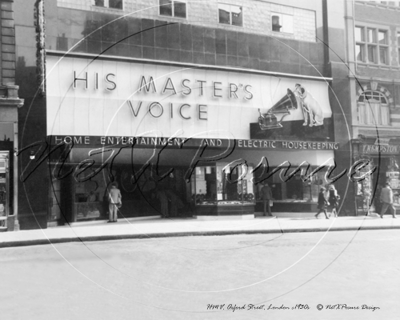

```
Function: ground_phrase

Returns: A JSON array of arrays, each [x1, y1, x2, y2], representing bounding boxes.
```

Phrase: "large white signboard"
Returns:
[[46, 55, 332, 139]]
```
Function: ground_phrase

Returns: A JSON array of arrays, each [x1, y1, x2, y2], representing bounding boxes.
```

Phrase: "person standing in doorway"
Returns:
[[157, 188, 169, 218], [315, 187, 329, 219], [108, 182, 121, 223], [380, 182, 397, 219], [261, 182, 273, 217]]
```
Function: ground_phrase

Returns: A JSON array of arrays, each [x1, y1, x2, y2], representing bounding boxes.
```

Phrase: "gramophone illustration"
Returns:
[[258, 88, 297, 130]]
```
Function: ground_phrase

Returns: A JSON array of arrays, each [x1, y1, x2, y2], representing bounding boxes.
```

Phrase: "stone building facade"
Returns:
[[0, 0, 24, 231], [346, 1, 400, 214]]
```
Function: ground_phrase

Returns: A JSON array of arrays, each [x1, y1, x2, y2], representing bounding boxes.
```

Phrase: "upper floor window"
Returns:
[[160, 0, 187, 18], [218, 3, 243, 27], [356, 26, 389, 65], [271, 13, 293, 34], [93, 0, 123, 9], [358, 90, 388, 104]]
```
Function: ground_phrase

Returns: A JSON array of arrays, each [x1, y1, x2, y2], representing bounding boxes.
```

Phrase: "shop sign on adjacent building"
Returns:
[[362, 144, 400, 154]]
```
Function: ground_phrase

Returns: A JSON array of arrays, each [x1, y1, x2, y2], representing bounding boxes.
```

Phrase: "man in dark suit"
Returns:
[[261, 182, 273, 217]]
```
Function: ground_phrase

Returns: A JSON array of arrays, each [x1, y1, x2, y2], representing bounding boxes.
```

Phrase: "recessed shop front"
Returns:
[[45, 52, 336, 224], [353, 138, 400, 215]]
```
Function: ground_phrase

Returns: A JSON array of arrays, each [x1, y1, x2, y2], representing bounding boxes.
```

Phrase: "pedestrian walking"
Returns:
[[261, 182, 273, 216], [315, 187, 329, 219], [380, 182, 397, 219], [108, 182, 122, 222], [327, 184, 340, 218]]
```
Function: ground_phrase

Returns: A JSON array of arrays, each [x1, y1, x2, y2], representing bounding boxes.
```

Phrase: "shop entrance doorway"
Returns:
[[49, 164, 195, 225], [119, 166, 194, 218], [372, 157, 400, 214]]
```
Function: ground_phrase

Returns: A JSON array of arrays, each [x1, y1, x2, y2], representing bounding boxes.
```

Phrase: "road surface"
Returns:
[[1, 229, 398, 319]]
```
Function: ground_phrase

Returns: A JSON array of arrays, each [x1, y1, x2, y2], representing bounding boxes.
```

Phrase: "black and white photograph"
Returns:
[[0, 0, 399, 319]]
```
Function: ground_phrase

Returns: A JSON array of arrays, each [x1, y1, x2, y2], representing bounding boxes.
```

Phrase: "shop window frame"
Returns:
[[218, 3, 243, 27], [159, 0, 187, 19], [258, 164, 327, 204], [192, 163, 255, 206]]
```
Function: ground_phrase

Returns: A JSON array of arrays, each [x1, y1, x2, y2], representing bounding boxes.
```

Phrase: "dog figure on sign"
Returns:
[[294, 83, 324, 127]]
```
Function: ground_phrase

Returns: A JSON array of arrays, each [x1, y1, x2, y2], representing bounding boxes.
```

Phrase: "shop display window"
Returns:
[[74, 174, 106, 220], [387, 171, 400, 205], [192, 163, 255, 206], [356, 157, 400, 213], [353, 157, 384, 213], [191, 163, 331, 206], [255, 165, 328, 203]]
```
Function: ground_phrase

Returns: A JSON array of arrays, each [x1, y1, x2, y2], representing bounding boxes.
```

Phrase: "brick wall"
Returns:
[[57, 0, 316, 42], [0, 0, 16, 85]]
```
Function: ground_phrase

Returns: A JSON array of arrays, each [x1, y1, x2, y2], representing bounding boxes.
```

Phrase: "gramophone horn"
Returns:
[[258, 89, 297, 130], [269, 89, 297, 114]]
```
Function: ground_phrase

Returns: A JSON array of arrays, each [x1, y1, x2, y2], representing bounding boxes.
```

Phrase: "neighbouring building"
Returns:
[[14, 0, 353, 229], [0, 0, 24, 232], [345, 1, 400, 214]]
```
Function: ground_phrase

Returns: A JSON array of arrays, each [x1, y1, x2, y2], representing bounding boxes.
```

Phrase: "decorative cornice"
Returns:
[[0, 98, 24, 108], [0, 85, 24, 108], [46, 50, 334, 82]]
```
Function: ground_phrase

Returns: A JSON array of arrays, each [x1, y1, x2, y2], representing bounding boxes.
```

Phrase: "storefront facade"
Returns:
[[43, 52, 338, 223], [0, 0, 24, 231], [352, 137, 400, 215], [14, 0, 354, 228], [0, 87, 23, 231]]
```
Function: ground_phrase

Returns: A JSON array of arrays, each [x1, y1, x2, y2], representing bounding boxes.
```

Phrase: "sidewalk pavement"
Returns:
[[0, 213, 399, 248]]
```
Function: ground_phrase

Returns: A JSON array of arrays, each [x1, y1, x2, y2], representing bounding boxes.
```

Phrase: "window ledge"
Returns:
[[357, 1, 400, 11], [272, 31, 294, 35], [355, 124, 398, 129], [218, 23, 243, 28], [357, 63, 400, 71], [159, 15, 187, 20]]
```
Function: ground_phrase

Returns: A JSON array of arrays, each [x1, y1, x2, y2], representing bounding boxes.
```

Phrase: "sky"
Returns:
[[0, 123, 13, 141]]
